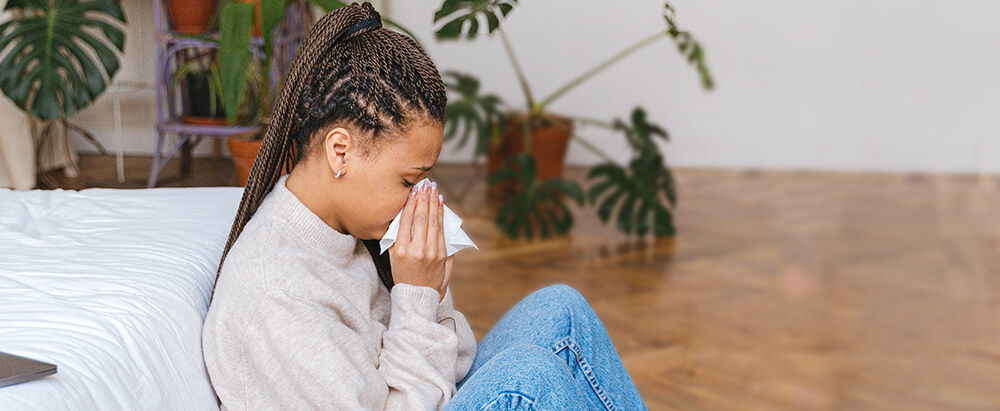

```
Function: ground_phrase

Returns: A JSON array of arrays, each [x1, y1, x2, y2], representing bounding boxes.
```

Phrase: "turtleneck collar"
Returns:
[[263, 174, 358, 261]]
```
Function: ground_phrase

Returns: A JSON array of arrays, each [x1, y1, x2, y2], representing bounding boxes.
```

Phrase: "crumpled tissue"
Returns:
[[380, 178, 478, 256]]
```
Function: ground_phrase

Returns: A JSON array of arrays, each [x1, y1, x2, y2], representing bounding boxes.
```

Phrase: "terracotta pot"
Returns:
[[487, 111, 573, 198], [226, 138, 263, 187], [179, 115, 227, 126], [167, 0, 217, 34], [226, 119, 292, 186]]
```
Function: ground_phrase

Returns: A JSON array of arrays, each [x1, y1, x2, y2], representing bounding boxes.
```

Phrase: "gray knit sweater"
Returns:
[[202, 174, 477, 410]]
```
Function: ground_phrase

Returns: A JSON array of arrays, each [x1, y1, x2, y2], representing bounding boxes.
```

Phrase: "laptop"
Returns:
[[0, 351, 57, 388]]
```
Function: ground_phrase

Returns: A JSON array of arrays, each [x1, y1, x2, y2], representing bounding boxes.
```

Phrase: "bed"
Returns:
[[0, 185, 243, 410]]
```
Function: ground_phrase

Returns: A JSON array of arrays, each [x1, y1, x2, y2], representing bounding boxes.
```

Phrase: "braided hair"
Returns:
[[214, 1, 448, 298]]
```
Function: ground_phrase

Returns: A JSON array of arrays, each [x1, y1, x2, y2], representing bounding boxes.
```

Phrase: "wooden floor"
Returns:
[[47, 155, 1000, 410]]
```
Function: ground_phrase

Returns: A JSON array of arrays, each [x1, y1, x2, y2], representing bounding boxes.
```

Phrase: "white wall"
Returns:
[[74, 0, 1000, 174]]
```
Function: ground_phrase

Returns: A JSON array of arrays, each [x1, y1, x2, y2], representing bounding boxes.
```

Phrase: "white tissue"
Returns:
[[380, 178, 479, 256]]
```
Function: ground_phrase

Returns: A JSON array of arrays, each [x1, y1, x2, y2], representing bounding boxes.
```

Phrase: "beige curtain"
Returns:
[[0, 97, 35, 190], [0, 97, 81, 190]]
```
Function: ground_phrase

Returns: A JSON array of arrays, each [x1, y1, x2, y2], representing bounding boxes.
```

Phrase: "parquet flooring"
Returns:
[[47, 155, 1000, 410]]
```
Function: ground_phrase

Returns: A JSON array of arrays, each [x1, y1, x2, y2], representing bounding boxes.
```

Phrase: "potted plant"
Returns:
[[171, 50, 265, 185], [0, 0, 127, 186], [433, 1, 714, 240]]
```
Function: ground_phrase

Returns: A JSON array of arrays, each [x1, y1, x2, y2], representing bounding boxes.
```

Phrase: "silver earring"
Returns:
[[334, 169, 343, 178]]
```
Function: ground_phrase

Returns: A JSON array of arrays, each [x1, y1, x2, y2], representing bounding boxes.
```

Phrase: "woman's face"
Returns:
[[337, 121, 443, 240]]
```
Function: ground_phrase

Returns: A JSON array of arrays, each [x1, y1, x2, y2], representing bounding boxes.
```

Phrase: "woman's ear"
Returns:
[[324, 127, 351, 177]]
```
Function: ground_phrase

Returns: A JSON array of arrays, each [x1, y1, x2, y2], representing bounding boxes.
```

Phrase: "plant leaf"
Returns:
[[0, 0, 125, 119]]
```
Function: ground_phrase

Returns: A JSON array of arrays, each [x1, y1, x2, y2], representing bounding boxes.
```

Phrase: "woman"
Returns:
[[202, 2, 647, 410]]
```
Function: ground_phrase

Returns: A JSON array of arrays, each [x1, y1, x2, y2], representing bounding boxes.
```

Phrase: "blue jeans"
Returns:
[[445, 284, 647, 410]]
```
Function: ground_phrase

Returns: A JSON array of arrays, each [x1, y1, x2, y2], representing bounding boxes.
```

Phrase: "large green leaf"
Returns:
[[491, 154, 585, 240], [587, 152, 677, 237], [218, 2, 253, 125], [0, 0, 126, 120], [442, 71, 505, 157], [433, 0, 518, 41]]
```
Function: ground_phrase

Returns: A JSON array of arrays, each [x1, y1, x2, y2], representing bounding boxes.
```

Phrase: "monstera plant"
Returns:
[[0, 0, 126, 161], [434, 1, 712, 240]]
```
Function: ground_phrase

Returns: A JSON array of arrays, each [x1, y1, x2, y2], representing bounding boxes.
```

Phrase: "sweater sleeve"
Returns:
[[434, 286, 478, 384], [379, 283, 467, 410]]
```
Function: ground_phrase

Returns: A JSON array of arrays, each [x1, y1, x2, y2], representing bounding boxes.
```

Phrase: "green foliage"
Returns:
[[588, 107, 677, 236], [171, 56, 265, 125], [442, 71, 505, 157], [433, 0, 518, 40], [612, 106, 669, 153], [218, 2, 254, 124], [663, 3, 713, 90], [491, 154, 585, 240], [0, 0, 126, 120]]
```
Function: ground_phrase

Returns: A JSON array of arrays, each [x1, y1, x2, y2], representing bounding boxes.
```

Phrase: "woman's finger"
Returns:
[[436, 192, 446, 258], [411, 182, 430, 253], [396, 185, 418, 247], [427, 184, 441, 258]]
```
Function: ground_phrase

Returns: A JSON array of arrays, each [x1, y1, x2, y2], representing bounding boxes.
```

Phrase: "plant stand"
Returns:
[[148, 0, 311, 187]]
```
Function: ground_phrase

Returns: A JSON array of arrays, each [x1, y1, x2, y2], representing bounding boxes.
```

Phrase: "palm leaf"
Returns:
[[0, 0, 126, 120]]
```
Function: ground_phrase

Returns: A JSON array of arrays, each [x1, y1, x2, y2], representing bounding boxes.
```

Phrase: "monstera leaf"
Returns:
[[442, 71, 505, 157], [433, 0, 518, 40], [0, 0, 126, 120], [663, 3, 713, 89], [491, 154, 585, 240], [588, 152, 677, 237], [612, 107, 669, 154], [588, 107, 677, 236]]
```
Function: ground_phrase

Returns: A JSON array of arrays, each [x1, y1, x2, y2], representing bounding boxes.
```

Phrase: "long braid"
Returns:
[[213, 2, 448, 299]]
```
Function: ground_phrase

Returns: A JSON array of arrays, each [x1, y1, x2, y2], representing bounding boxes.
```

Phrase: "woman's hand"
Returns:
[[389, 181, 450, 300]]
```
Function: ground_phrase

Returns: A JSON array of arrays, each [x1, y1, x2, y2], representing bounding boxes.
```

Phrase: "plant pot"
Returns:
[[180, 115, 228, 126], [181, 72, 227, 124], [487, 111, 573, 198], [226, 137, 262, 186], [167, 0, 217, 34], [226, 118, 291, 186]]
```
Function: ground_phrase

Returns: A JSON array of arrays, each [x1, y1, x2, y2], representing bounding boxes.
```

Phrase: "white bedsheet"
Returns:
[[0, 185, 243, 410]]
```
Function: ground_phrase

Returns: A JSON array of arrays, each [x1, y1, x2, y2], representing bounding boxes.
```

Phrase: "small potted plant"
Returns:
[[434, 1, 714, 240], [170, 50, 265, 185]]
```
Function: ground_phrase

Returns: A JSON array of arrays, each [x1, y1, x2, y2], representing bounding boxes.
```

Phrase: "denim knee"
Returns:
[[491, 343, 567, 378], [528, 284, 589, 311]]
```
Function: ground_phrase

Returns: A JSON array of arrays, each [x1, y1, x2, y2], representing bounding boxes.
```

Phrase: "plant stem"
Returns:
[[562, 114, 616, 130], [571, 133, 620, 166], [535, 30, 666, 112], [497, 26, 535, 112]]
